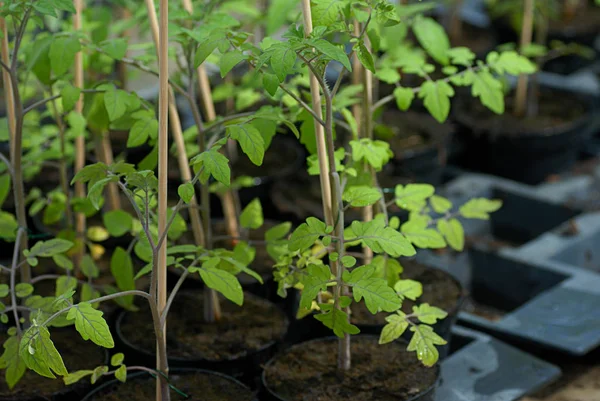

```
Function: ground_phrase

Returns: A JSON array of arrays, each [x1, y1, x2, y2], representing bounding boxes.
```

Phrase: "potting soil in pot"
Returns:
[[86, 370, 254, 401], [119, 291, 288, 361], [0, 329, 106, 401], [351, 260, 462, 326], [263, 336, 438, 401]]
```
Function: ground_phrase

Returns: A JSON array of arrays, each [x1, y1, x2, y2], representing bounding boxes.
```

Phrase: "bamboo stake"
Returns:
[[144, 0, 205, 249], [300, 0, 333, 227], [74, 0, 86, 271], [514, 0, 534, 117], [157, 0, 169, 398], [0, 13, 15, 157]]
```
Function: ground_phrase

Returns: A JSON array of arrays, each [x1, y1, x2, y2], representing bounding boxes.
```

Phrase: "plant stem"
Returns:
[[300, 0, 334, 231], [0, 13, 15, 158], [74, 0, 86, 275], [514, 0, 534, 117], [10, 228, 25, 336]]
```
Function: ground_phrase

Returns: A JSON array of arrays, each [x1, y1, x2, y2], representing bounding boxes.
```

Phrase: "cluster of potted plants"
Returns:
[[0, 0, 596, 400]]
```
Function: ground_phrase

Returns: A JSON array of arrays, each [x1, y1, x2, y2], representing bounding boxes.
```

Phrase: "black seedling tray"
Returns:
[[436, 326, 561, 401]]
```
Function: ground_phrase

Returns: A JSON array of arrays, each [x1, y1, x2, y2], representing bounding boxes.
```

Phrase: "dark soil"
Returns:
[[450, 23, 496, 56], [119, 291, 288, 361], [352, 260, 462, 326], [86, 370, 255, 401], [0, 329, 106, 400], [263, 336, 438, 401], [456, 90, 587, 137], [462, 298, 506, 322]]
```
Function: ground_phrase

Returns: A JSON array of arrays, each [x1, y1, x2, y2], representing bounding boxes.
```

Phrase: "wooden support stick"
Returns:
[[74, 0, 86, 271], [0, 13, 15, 156]]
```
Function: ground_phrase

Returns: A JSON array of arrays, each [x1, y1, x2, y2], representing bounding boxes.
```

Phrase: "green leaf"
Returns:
[[128, 117, 158, 148], [393, 87, 415, 111], [115, 365, 127, 383], [418, 80, 454, 123], [412, 16, 450, 65], [99, 39, 128, 60], [401, 220, 446, 249], [270, 45, 296, 82], [412, 303, 448, 324], [194, 33, 226, 68], [430, 195, 452, 213], [49, 36, 80, 76], [379, 312, 409, 344], [91, 365, 109, 384], [437, 218, 464, 251], [67, 303, 114, 348], [349, 219, 416, 258], [104, 89, 129, 122], [15, 283, 33, 298], [199, 267, 243, 306], [299, 264, 332, 309], [103, 210, 133, 237], [110, 247, 135, 308], [313, 39, 352, 72], [471, 70, 504, 114], [345, 266, 401, 314], [111, 353, 125, 367], [64, 370, 93, 385], [240, 198, 263, 229], [61, 84, 81, 112], [0, 336, 26, 389], [265, 222, 291, 241], [262, 73, 279, 96], [349, 139, 392, 170], [394, 279, 423, 301], [459, 198, 502, 220], [394, 184, 435, 212], [342, 186, 382, 207], [407, 325, 447, 367], [491, 51, 537, 75], [228, 125, 265, 166], [191, 149, 230, 186], [53, 254, 73, 271], [0, 212, 17, 241], [0, 175, 9, 207], [341, 255, 356, 268], [355, 42, 375, 73], [311, 0, 345, 27], [55, 276, 77, 298], [178, 183, 195, 204], [220, 51, 246, 78], [314, 304, 360, 338], [20, 326, 68, 378], [447, 47, 476, 67], [29, 239, 74, 258], [0, 285, 8, 298], [289, 217, 326, 252], [88, 177, 118, 210]]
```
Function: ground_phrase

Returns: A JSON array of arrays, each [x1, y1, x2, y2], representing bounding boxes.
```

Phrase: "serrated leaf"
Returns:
[[349, 139, 392, 170], [110, 247, 135, 308], [394, 184, 435, 212], [418, 80, 454, 123], [393, 87, 415, 111], [407, 325, 447, 367], [345, 266, 401, 314], [194, 33, 226, 68], [199, 267, 243, 305], [0, 336, 26, 389], [191, 149, 230, 186], [128, 117, 158, 148], [401, 221, 446, 249], [227, 124, 265, 166], [379, 312, 409, 344], [349, 219, 416, 258], [471, 70, 504, 114], [394, 279, 423, 301], [314, 304, 360, 338], [67, 303, 114, 348], [491, 51, 537, 75], [103, 210, 133, 237], [240, 198, 263, 229], [104, 89, 129, 122], [437, 218, 464, 251], [299, 264, 332, 310], [430, 195, 452, 213], [412, 303, 448, 324], [49, 36, 80, 76], [311, 0, 345, 27], [99, 38, 128, 60], [342, 186, 382, 207], [20, 326, 68, 378], [270, 45, 296, 82], [289, 217, 326, 252], [412, 16, 450, 65], [459, 198, 502, 220]]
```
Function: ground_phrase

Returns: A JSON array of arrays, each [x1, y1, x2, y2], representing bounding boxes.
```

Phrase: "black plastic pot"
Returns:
[[355, 265, 467, 360], [114, 292, 289, 386], [81, 368, 258, 401], [261, 335, 440, 401], [453, 87, 596, 184]]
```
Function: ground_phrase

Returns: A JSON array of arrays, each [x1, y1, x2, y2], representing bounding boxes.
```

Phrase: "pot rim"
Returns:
[[115, 291, 290, 364], [261, 334, 441, 401]]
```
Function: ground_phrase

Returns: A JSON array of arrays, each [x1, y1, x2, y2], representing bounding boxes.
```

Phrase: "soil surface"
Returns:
[[456, 90, 587, 137], [0, 329, 106, 400], [352, 260, 462, 326], [263, 336, 438, 401], [86, 370, 255, 401], [119, 291, 288, 361], [462, 298, 506, 322]]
